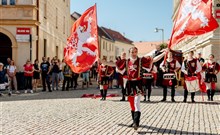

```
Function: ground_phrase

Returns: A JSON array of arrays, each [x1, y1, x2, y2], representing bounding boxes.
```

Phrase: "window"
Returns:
[[111, 44, 113, 51], [2, 0, 7, 5], [10, 0, 15, 5], [116, 47, 119, 56], [36, 40, 39, 60], [103, 41, 105, 49], [56, 8, 58, 29], [44, 2, 47, 18], [56, 46, 58, 58], [63, 16, 65, 34], [105, 42, 107, 50], [44, 39, 47, 57]]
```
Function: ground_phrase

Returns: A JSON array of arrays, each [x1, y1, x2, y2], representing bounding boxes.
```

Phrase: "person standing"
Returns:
[[33, 59, 40, 92], [98, 58, 114, 101], [197, 52, 205, 65], [117, 47, 166, 130], [40, 57, 51, 92], [7, 60, 19, 94], [58, 59, 65, 87], [181, 51, 202, 103], [160, 52, 181, 102], [23, 59, 34, 93], [203, 54, 219, 101], [152, 65, 158, 88], [71, 72, 79, 89], [142, 58, 158, 102], [93, 62, 98, 81], [82, 70, 90, 88], [50, 59, 60, 91], [154, 45, 164, 86], [116, 52, 127, 101], [62, 64, 72, 91], [4, 58, 11, 73]]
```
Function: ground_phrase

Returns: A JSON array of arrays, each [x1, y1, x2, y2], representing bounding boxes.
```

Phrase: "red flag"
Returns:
[[169, 0, 219, 48], [64, 5, 99, 73]]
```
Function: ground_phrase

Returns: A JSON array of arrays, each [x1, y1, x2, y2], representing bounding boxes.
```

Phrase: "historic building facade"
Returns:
[[0, 0, 70, 70]]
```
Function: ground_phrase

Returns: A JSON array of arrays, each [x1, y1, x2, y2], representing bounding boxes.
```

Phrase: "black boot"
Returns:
[[133, 111, 140, 130], [161, 86, 167, 102], [121, 87, 126, 101], [148, 88, 152, 102], [191, 92, 195, 103], [128, 111, 134, 127], [211, 90, 215, 101], [100, 90, 104, 100], [207, 89, 211, 101], [120, 96, 125, 101], [103, 90, 107, 100], [137, 112, 141, 127], [143, 95, 146, 102], [183, 89, 188, 102], [170, 86, 175, 102]]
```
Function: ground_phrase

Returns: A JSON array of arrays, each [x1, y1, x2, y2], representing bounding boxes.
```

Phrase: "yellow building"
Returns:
[[0, 0, 70, 71], [98, 27, 115, 61], [172, 0, 220, 89]]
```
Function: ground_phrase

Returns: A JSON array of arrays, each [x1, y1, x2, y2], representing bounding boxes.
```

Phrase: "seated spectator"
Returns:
[[0, 63, 10, 96]]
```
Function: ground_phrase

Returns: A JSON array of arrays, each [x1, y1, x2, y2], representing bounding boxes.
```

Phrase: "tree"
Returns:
[[160, 43, 168, 49]]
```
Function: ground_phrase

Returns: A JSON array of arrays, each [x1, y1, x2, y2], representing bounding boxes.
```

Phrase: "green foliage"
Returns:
[[160, 43, 168, 49]]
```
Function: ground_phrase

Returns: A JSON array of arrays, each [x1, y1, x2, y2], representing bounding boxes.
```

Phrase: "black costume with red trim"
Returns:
[[141, 57, 154, 101], [161, 59, 178, 102], [117, 57, 142, 130], [182, 58, 201, 102], [116, 59, 127, 101], [203, 61, 219, 101], [98, 64, 114, 100]]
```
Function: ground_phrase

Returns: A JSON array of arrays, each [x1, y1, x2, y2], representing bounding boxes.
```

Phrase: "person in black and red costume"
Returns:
[[181, 51, 202, 103], [141, 55, 157, 102], [117, 47, 167, 130], [98, 58, 114, 101], [160, 51, 181, 102], [202, 54, 219, 101], [116, 52, 127, 101]]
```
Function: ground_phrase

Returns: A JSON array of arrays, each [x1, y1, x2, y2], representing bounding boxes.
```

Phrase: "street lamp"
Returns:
[[155, 27, 164, 44]]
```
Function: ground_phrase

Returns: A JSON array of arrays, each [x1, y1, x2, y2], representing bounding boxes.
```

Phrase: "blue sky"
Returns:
[[70, 0, 173, 42]]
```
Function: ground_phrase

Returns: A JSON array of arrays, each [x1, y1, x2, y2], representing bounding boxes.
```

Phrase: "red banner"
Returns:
[[169, 0, 219, 48], [64, 5, 99, 73]]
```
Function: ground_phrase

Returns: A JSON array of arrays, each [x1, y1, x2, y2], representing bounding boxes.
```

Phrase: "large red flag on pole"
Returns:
[[168, 0, 219, 48], [64, 5, 99, 73]]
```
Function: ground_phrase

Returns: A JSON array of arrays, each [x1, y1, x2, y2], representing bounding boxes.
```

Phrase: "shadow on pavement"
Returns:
[[118, 124, 218, 135]]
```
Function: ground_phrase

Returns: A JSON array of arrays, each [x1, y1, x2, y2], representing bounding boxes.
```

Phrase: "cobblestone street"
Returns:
[[0, 86, 219, 135]]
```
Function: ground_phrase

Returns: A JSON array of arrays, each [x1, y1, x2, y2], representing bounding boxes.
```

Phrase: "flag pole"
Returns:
[[95, 3, 101, 89], [95, 3, 100, 60]]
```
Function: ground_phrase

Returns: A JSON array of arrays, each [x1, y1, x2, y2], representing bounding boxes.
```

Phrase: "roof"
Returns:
[[133, 41, 168, 57], [101, 27, 133, 44], [98, 27, 113, 41], [71, 12, 81, 20]]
